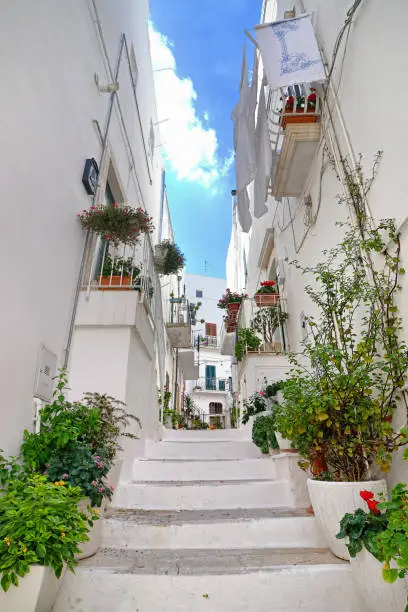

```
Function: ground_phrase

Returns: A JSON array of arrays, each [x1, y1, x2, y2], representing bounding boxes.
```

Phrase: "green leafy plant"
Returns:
[[81, 393, 140, 462], [78, 204, 154, 247], [252, 414, 278, 454], [45, 443, 112, 507], [242, 392, 267, 425], [217, 289, 248, 309], [274, 195, 408, 480], [0, 468, 95, 592], [21, 371, 102, 472], [100, 253, 141, 279], [154, 240, 185, 275], [336, 490, 387, 559], [251, 307, 288, 344], [263, 379, 285, 398], [376, 484, 408, 587], [235, 328, 261, 361]]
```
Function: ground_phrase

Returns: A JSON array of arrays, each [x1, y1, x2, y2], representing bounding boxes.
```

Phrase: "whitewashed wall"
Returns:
[[0, 0, 164, 455], [229, 0, 408, 483]]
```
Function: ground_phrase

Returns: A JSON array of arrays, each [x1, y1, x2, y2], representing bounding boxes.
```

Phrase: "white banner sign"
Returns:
[[255, 14, 326, 90]]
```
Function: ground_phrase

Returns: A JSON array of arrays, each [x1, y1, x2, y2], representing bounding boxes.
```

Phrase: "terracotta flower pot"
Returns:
[[254, 293, 280, 307], [98, 275, 131, 289], [227, 302, 241, 313], [282, 113, 318, 129]]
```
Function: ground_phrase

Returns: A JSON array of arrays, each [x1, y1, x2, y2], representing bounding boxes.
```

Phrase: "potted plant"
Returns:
[[78, 204, 154, 247], [254, 280, 279, 307], [336, 486, 408, 611], [281, 89, 318, 128], [241, 391, 268, 425], [273, 208, 408, 559], [217, 289, 247, 315], [21, 371, 139, 559], [251, 306, 288, 351], [0, 460, 95, 611], [235, 328, 261, 361], [252, 414, 279, 455], [154, 240, 185, 275], [98, 253, 141, 289]]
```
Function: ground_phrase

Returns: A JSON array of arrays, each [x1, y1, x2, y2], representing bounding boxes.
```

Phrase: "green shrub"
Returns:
[[252, 415, 278, 454], [0, 469, 95, 592], [235, 328, 261, 361]]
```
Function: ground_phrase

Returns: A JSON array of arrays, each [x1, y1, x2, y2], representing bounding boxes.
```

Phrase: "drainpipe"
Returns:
[[173, 349, 179, 411], [63, 33, 126, 368]]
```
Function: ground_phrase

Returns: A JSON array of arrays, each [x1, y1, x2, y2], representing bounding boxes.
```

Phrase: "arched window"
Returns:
[[209, 402, 223, 415]]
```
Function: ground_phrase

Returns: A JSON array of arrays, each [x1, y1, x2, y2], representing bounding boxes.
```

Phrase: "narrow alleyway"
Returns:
[[53, 430, 363, 611]]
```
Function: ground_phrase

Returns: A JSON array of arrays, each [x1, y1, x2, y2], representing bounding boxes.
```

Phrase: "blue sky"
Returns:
[[149, 0, 261, 279]]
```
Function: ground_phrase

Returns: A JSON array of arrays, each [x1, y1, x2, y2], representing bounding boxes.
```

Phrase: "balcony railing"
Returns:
[[238, 297, 288, 354], [267, 86, 321, 198], [199, 335, 218, 349], [165, 297, 193, 349], [81, 232, 167, 415], [192, 377, 232, 392]]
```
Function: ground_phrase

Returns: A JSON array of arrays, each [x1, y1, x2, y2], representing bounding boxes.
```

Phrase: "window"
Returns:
[[129, 45, 138, 89], [196, 290, 203, 298], [205, 365, 216, 390], [148, 120, 155, 159], [209, 402, 223, 415], [205, 323, 217, 338], [219, 380, 226, 391]]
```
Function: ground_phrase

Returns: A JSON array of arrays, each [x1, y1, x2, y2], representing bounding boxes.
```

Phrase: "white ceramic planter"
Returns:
[[274, 431, 295, 452], [350, 548, 408, 612], [77, 499, 104, 560], [307, 478, 387, 560], [0, 565, 64, 612]]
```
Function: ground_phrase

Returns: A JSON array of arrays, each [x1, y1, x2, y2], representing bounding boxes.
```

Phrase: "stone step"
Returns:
[[114, 479, 291, 510], [102, 507, 326, 549], [133, 457, 276, 481], [53, 548, 362, 612], [146, 439, 262, 460], [161, 428, 250, 442]]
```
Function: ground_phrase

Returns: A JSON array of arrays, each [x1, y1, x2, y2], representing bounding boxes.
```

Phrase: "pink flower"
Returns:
[[98, 487, 105, 493], [61, 473, 69, 479], [91, 480, 98, 487], [259, 391, 265, 396], [109, 485, 115, 492], [97, 462, 104, 469]]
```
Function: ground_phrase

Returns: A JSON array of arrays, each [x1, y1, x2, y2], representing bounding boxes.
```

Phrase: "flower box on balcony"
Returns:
[[98, 275, 132, 290], [255, 294, 280, 307], [281, 112, 318, 129]]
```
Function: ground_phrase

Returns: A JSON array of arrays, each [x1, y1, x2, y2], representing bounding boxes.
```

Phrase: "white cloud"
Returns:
[[149, 23, 233, 188]]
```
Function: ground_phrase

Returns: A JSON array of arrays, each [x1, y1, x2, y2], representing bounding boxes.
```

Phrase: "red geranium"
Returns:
[[367, 499, 380, 515], [360, 490, 375, 501]]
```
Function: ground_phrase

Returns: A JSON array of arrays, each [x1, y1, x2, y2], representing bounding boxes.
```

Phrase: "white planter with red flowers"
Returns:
[[350, 548, 408, 612], [0, 566, 65, 612], [307, 479, 387, 560]]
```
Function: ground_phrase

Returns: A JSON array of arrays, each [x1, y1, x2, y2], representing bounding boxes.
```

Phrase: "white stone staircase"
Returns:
[[53, 431, 364, 611]]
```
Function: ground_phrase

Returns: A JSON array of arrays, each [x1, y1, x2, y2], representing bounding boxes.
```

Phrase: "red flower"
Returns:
[[259, 391, 265, 396], [360, 490, 375, 502], [367, 499, 380, 515]]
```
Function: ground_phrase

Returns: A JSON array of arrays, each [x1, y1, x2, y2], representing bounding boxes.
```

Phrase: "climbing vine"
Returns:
[[275, 156, 408, 481]]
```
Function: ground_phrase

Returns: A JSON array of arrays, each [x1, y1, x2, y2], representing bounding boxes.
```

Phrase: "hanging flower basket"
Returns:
[[254, 281, 280, 307], [154, 240, 185, 276], [78, 204, 154, 247], [217, 289, 247, 310]]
